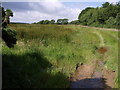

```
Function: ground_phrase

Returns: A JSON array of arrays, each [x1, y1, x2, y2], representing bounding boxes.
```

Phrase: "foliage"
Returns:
[[43, 20, 50, 24], [116, 13, 120, 29], [70, 20, 80, 25], [5, 9, 13, 17], [57, 19, 68, 25], [2, 28, 17, 47], [50, 19, 55, 24], [105, 17, 117, 28], [1, 6, 17, 47], [36, 19, 55, 24], [36, 19, 69, 25], [78, 7, 94, 20], [57, 19, 63, 24], [102, 2, 110, 8], [78, 1, 120, 29], [62, 19, 68, 25], [37, 20, 45, 24]]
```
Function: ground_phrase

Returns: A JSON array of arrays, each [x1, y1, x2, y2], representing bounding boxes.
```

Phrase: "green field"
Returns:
[[2, 24, 119, 88]]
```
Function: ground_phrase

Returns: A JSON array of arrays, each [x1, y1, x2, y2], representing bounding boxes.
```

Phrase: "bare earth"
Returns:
[[67, 26, 117, 89], [70, 60, 115, 89]]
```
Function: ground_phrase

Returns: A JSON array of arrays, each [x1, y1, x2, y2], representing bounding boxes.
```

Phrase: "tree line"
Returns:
[[78, 2, 120, 29], [34, 19, 69, 25], [34, 1, 120, 29], [34, 19, 80, 25]]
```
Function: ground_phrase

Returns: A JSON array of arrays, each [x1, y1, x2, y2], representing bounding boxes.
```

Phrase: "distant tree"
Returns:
[[70, 20, 80, 25], [117, 1, 120, 6], [33, 22, 37, 24], [57, 19, 69, 25], [62, 19, 68, 25], [102, 2, 110, 8], [43, 20, 50, 24], [57, 19, 63, 24], [38, 20, 44, 24], [37, 19, 55, 24], [50, 19, 55, 24]]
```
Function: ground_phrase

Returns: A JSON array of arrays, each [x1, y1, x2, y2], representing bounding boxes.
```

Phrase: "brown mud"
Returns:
[[70, 47, 115, 89]]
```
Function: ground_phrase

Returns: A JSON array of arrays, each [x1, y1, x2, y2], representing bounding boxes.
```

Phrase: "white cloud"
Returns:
[[29, 1, 64, 14], [10, 1, 81, 23], [106, 0, 118, 2]]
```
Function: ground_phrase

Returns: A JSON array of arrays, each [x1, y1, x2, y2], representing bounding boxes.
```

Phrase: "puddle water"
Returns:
[[71, 78, 104, 88]]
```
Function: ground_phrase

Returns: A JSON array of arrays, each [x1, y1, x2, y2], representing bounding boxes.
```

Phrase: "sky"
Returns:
[[2, 0, 119, 23]]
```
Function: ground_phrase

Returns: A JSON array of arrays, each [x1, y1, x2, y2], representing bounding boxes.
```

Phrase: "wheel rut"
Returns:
[[70, 59, 115, 89]]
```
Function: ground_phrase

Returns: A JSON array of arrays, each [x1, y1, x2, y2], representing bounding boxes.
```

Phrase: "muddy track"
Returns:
[[69, 25, 117, 89], [70, 59, 115, 89]]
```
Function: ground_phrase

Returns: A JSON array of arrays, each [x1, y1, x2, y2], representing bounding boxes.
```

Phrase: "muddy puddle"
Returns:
[[70, 46, 115, 89], [70, 60, 115, 89]]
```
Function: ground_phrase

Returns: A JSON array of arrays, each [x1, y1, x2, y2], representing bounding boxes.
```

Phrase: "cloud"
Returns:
[[3, 1, 82, 23], [28, 1, 64, 14], [106, 0, 119, 2]]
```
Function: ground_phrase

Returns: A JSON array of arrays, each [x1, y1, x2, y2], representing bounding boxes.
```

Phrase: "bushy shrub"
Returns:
[[1, 6, 17, 47], [2, 28, 17, 47]]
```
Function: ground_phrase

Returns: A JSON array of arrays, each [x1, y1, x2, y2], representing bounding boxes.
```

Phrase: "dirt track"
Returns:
[[70, 60, 115, 89], [70, 47, 116, 89]]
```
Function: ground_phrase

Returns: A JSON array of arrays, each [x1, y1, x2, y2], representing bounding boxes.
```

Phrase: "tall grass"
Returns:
[[2, 24, 118, 88]]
